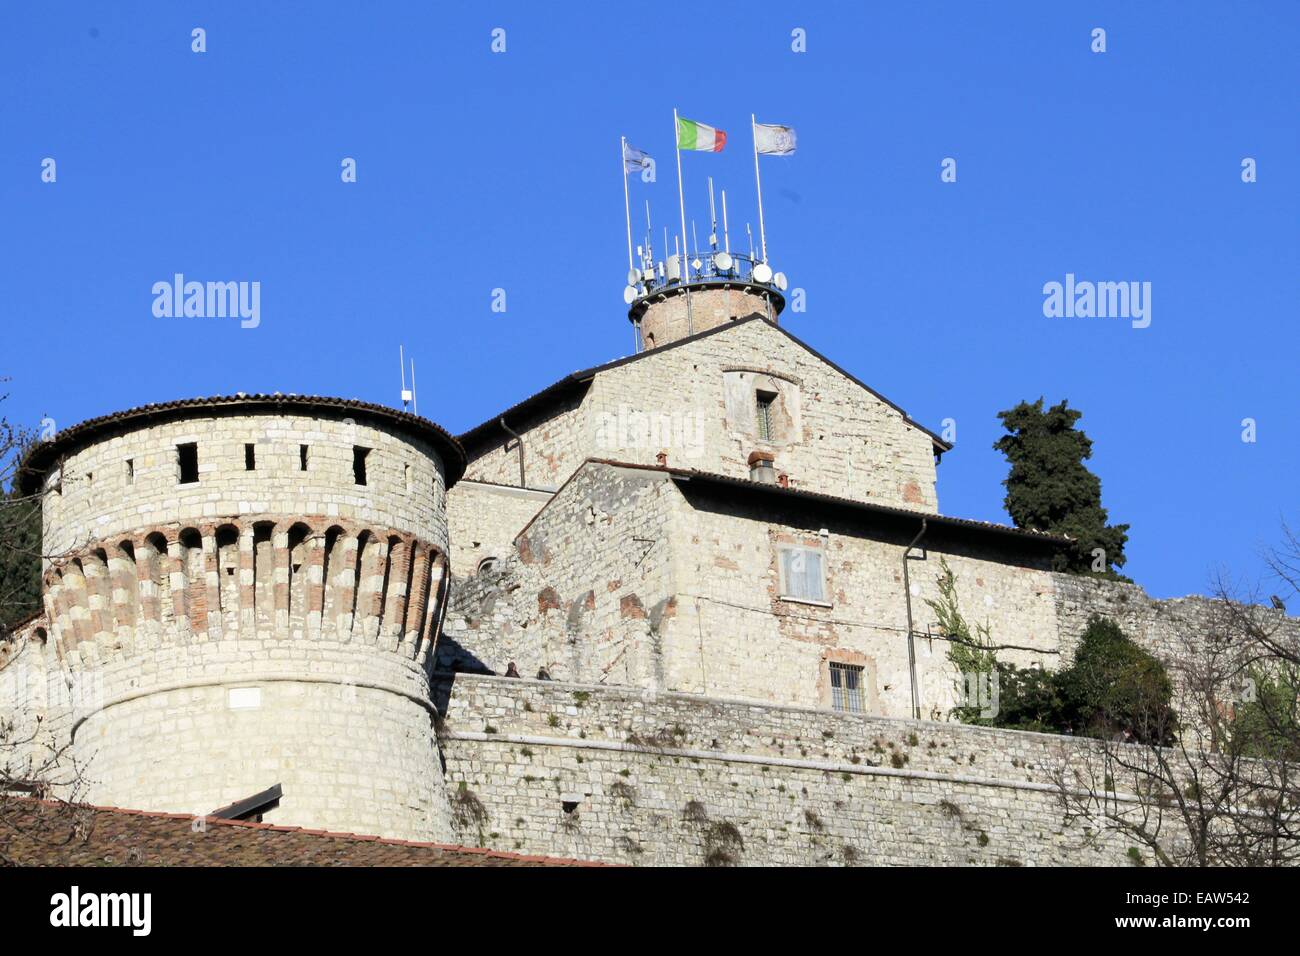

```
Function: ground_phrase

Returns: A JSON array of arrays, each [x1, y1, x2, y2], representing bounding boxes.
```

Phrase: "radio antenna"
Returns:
[[721, 189, 730, 253], [399, 346, 412, 410], [707, 178, 718, 250]]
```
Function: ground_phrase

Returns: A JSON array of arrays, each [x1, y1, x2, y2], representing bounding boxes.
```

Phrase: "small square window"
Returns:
[[778, 546, 826, 603], [829, 662, 865, 714]]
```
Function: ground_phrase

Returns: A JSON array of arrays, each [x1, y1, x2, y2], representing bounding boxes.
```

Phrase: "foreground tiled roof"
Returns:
[[17, 393, 467, 494], [0, 798, 601, 867]]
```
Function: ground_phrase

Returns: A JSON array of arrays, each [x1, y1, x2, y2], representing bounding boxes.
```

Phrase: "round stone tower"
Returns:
[[19, 394, 466, 842], [627, 252, 787, 350]]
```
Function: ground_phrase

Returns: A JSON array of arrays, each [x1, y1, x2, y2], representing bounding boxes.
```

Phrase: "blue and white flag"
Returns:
[[754, 123, 797, 156], [623, 141, 652, 173]]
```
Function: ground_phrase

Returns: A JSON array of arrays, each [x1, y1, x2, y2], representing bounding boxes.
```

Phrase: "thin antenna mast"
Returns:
[[620, 136, 634, 272], [721, 190, 730, 253], [410, 358, 418, 416], [399, 346, 412, 410], [672, 107, 693, 333], [751, 113, 769, 263], [708, 177, 718, 249]]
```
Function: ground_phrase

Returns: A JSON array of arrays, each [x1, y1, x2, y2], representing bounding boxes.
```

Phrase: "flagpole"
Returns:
[[752, 113, 768, 264], [621, 136, 634, 273], [673, 108, 693, 333]]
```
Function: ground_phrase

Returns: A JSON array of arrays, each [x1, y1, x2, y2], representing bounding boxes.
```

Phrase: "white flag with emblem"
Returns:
[[754, 123, 797, 156]]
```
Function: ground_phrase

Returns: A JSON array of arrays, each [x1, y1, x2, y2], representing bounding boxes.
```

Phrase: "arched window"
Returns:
[[477, 556, 500, 575]]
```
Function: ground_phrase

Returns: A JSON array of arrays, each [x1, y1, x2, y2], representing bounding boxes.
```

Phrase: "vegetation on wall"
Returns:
[[993, 397, 1130, 579], [928, 561, 1174, 744]]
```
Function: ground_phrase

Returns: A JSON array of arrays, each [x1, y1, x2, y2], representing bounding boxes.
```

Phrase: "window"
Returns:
[[125, 459, 134, 484], [756, 390, 777, 442], [353, 446, 370, 486], [829, 662, 865, 714], [299, 444, 309, 471], [778, 546, 826, 603], [245, 443, 256, 470], [177, 443, 199, 484]]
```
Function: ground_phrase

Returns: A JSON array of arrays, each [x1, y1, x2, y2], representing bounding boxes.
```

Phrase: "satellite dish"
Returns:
[[773, 272, 788, 291], [623, 285, 637, 305], [753, 263, 773, 284], [714, 251, 733, 272], [627, 268, 640, 286]]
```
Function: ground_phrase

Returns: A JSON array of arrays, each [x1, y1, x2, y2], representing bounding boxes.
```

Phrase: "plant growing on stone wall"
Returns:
[[702, 820, 744, 867], [681, 800, 709, 826], [927, 559, 999, 723], [609, 780, 637, 808], [450, 781, 489, 843], [1056, 563, 1300, 866]]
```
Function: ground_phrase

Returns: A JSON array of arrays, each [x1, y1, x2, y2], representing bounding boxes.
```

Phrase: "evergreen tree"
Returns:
[[993, 398, 1129, 577], [0, 487, 42, 633]]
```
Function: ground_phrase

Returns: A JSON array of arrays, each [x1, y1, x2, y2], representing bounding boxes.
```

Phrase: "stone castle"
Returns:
[[5, 269, 1293, 865]]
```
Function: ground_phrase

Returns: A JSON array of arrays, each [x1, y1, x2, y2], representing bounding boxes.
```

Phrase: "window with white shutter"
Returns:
[[778, 546, 826, 603]]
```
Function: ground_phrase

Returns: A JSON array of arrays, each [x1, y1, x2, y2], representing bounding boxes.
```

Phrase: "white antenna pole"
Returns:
[[620, 136, 634, 272], [708, 177, 718, 249], [722, 190, 730, 253], [400, 345, 410, 408], [746, 223, 754, 261], [673, 107, 694, 333], [410, 358, 418, 416], [752, 113, 768, 264], [645, 199, 653, 262], [691, 220, 698, 258]]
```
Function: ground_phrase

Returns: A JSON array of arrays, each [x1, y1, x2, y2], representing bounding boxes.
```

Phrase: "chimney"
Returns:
[[748, 450, 777, 484]]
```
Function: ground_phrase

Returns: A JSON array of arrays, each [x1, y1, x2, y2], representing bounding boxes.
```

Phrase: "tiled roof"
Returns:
[[0, 797, 603, 867], [456, 316, 953, 456], [516, 458, 1070, 553], [17, 394, 467, 494]]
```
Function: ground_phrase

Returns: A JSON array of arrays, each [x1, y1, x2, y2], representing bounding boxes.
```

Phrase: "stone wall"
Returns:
[[631, 284, 779, 350], [446, 479, 552, 576], [444, 461, 1060, 719], [437, 673, 1138, 866], [42, 410, 449, 563], [16, 404, 459, 843], [456, 317, 941, 517], [443, 464, 679, 687]]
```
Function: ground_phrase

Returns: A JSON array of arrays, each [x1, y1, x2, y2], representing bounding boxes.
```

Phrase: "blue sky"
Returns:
[[0, 2, 1295, 600]]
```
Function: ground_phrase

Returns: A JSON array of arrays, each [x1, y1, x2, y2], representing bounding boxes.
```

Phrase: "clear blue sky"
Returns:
[[1, 2, 1295, 600]]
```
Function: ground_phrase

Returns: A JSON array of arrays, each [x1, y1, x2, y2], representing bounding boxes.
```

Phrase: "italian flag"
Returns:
[[677, 117, 726, 152]]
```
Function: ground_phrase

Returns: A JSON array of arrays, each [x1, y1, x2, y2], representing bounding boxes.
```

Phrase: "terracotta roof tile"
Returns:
[[0, 797, 606, 867]]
